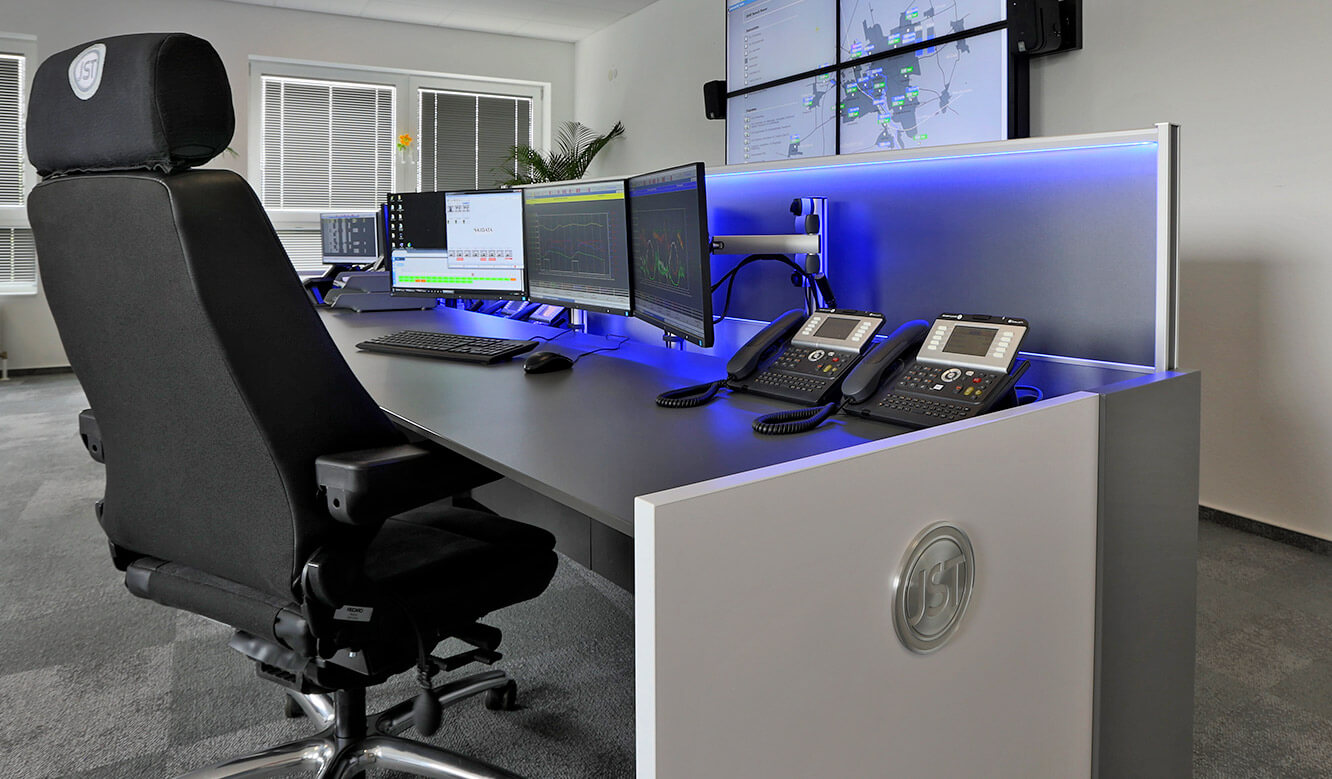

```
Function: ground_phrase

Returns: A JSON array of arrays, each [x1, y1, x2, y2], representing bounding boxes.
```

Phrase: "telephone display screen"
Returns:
[[814, 316, 858, 340], [944, 325, 996, 357]]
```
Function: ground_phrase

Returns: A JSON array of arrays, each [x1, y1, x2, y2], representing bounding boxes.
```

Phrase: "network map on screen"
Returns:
[[839, 29, 1008, 153], [724, 0, 1015, 163]]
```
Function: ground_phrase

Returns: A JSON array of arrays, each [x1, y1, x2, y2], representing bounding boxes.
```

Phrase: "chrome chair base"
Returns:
[[178, 670, 521, 779]]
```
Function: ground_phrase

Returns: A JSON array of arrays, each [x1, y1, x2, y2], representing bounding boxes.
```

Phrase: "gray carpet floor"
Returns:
[[5, 373, 1332, 777], [0, 374, 634, 778]]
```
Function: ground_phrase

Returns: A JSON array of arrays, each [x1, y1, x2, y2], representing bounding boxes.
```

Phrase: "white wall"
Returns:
[[574, 0, 723, 177], [1028, 1, 1332, 539], [0, 0, 575, 370], [573, 0, 1332, 538]]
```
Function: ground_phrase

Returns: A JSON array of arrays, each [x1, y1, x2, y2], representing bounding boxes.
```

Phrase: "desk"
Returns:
[[321, 306, 908, 539], [321, 307, 1199, 779]]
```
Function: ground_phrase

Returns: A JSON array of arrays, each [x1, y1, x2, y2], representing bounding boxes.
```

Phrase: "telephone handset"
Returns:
[[842, 313, 1030, 429], [655, 308, 887, 409], [748, 319, 928, 434], [725, 309, 807, 379], [840, 320, 932, 402], [726, 308, 886, 405]]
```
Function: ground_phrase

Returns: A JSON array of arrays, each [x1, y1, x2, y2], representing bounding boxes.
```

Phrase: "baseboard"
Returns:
[[1, 365, 75, 378], [1199, 505, 1332, 556]]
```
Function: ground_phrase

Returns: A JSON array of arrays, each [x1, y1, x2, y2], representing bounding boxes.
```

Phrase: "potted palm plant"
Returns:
[[497, 120, 625, 185]]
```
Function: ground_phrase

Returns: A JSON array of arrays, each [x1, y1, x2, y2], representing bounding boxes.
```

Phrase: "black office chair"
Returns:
[[26, 33, 557, 778]]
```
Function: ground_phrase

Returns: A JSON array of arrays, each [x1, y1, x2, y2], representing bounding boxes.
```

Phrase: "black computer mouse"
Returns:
[[523, 350, 575, 374]]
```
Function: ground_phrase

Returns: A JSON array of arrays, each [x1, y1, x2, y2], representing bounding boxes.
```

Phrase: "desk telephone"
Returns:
[[655, 308, 887, 412], [659, 310, 1032, 434], [839, 313, 1031, 429]]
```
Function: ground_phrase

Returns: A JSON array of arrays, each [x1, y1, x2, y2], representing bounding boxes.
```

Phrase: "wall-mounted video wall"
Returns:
[[725, 0, 1027, 163]]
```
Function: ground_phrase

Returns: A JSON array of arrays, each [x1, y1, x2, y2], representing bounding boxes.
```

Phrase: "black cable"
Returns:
[[710, 253, 810, 292], [710, 254, 820, 325], [656, 379, 727, 408], [530, 327, 573, 344], [570, 333, 631, 365], [751, 401, 842, 435]]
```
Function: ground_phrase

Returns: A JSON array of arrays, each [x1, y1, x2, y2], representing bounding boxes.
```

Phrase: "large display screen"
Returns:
[[390, 190, 526, 300], [839, 29, 1008, 154], [628, 163, 713, 348], [727, 0, 835, 90], [724, 0, 1015, 163], [522, 179, 632, 315], [726, 73, 839, 164], [840, 0, 1005, 61]]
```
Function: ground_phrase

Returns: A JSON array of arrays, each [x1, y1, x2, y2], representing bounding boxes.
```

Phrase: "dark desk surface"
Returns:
[[322, 307, 1147, 536], [321, 308, 909, 535]]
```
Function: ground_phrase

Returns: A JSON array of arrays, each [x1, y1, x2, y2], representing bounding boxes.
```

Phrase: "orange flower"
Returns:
[[397, 133, 413, 149]]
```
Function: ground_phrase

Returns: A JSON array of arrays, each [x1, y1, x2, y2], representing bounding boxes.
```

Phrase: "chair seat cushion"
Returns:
[[126, 501, 557, 667], [363, 502, 557, 631]]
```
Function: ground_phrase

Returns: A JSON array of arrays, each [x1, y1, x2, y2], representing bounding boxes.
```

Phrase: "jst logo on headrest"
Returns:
[[68, 43, 106, 101]]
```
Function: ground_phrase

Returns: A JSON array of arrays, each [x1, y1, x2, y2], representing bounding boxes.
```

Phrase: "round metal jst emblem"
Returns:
[[893, 522, 975, 654]]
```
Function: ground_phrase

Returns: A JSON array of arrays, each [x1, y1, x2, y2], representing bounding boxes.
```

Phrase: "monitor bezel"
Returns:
[[319, 210, 382, 265], [389, 188, 527, 301], [521, 178, 634, 317], [627, 162, 714, 348]]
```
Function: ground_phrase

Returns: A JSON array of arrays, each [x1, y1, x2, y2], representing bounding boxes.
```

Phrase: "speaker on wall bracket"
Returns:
[[703, 80, 726, 120], [1009, 0, 1081, 57]]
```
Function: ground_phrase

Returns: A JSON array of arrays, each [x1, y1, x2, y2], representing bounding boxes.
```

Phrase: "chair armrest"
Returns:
[[78, 408, 104, 463], [315, 443, 493, 525]]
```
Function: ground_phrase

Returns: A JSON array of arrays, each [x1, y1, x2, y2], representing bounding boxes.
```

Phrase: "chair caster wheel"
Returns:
[[485, 680, 518, 711], [283, 696, 304, 718]]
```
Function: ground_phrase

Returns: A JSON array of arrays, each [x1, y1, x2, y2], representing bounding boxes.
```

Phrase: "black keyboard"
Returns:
[[356, 330, 538, 364]]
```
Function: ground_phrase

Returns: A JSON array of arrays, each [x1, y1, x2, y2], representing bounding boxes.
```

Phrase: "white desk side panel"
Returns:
[[635, 394, 1100, 778]]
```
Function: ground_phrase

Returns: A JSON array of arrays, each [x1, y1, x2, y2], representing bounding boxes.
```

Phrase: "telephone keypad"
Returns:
[[744, 345, 856, 403], [876, 395, 972, 422], [768, 346, 853, 379], [895, 365, 999, 403]]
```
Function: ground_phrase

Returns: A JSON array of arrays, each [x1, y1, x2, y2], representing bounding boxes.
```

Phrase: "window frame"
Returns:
[[0, 32, 38, 296], [411, 75, 541, 192], [249, 57, 549, 254]]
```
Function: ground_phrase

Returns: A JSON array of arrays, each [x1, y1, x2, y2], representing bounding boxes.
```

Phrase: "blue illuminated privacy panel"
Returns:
[[705, 139, 1163, 367]]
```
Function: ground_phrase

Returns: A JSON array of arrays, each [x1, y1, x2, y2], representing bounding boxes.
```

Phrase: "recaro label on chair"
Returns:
[[68, 43, 106, 101]]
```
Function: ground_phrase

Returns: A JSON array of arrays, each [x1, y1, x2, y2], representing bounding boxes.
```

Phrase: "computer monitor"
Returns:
[[389, 189, 526, 301], [320, 211, 382, 265], [385, 191, 447, 251], [522, 179, 632, 316], [627, 163, 713, 348]]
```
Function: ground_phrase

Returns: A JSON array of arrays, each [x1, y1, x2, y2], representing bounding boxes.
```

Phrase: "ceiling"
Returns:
[[217, 0, 657, 43]]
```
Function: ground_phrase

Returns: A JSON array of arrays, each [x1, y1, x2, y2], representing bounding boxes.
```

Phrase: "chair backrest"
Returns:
[[26, 33, 405, 598]]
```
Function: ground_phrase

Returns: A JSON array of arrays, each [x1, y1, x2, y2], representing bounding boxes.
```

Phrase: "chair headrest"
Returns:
[[27, 33, 234, 177]]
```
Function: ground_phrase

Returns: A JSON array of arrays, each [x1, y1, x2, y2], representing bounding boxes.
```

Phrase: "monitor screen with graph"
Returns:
[[626, 162, 713, 348], [522, 179, 632, 316]]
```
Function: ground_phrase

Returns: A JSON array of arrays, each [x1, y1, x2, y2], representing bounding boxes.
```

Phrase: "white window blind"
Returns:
[[0, 53, 25, 205], [275, 230, 324, 274], [261, 76, 395, 209], [0, 228, 37, 292], [419, 89, 532, 191]]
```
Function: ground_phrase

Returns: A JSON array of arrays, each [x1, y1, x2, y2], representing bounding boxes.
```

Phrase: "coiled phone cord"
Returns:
[[751, 401, 841, 435], [655, 379, 727, 408]]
